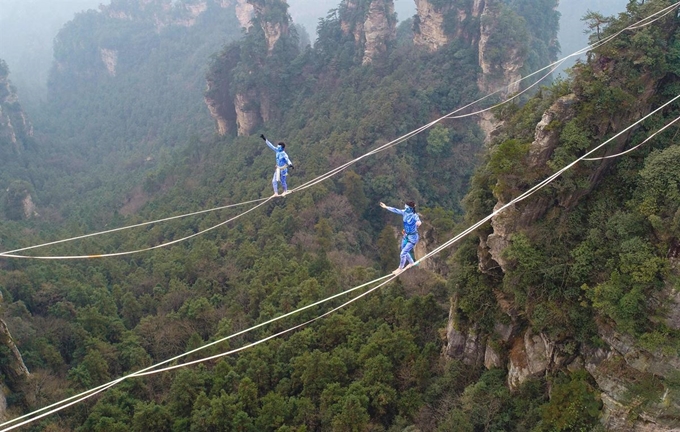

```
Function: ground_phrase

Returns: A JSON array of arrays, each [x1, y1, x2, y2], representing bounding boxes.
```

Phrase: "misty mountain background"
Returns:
[[0, 0, 102, 110], [1, 0, 628, 112]]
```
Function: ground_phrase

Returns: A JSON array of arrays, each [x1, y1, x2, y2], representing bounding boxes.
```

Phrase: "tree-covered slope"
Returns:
[[19, 0, 246, 222], [0, 59, 40, 222], [447, 0, 680, 429], [0, 0, 101, 110], [12, 0, 680, 431]]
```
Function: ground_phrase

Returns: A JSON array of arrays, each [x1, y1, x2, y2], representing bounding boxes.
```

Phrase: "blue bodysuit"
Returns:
[[384, 205, 421, 269], [265, 139, 293, 194]]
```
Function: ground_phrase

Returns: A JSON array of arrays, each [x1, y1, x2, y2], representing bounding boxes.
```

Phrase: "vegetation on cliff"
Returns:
[[3, 0, 679, 430]]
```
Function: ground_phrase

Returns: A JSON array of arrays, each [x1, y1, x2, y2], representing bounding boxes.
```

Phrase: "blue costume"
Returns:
[[382, 203, 421, 271], [265, 138, 293, 195]]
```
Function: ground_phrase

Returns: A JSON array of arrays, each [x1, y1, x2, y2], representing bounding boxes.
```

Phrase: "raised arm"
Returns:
[[379, 202, 404, 215], [261, 134, 277, 152], [265, 139, 277, 152]]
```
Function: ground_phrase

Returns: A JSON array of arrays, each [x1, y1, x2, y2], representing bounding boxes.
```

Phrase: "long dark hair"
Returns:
[[406, 201, 416, 213]]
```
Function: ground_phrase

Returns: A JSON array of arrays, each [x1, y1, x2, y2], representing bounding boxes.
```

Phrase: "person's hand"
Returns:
[[260, 134, 266, 141], [379, 202, 387, 208]]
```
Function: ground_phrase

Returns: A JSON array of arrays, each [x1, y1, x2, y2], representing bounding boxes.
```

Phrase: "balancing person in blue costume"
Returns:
[[261, 134, 294, 196], [380, 200, 422, 275]]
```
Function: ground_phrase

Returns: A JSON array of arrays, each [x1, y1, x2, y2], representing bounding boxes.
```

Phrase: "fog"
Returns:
[[286, 0, 416, 38], [556, 0, 629, 76], [0, 0, 633, 108], [0, 0, 101, 109]]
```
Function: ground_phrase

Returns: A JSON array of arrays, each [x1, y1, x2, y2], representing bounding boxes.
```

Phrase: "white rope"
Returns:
[[1, 2, 675, 260], [0, 198, 274, 259], [0, 198, 268, 257], [418, 93, 680, 264], [1, 3, 679, 427], [0, 57, 563, 260], [583, 113, 680, 160], [4, 100, 679, 432], [289, 58, 569, 195], [290, 2, 680, 194], [8, 92, 680, 431], [131, 276, 396, 376], [109, 96, 680, 385], [0, 273, 392, 430]]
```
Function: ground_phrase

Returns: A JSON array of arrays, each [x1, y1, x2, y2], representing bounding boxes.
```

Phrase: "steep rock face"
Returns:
[[234, 90, 261, 136], [362, 0, 396, 64], [413, 0, 451, 51], [205, 83, 231, 136], [100, 48, 118, 76], [413, 0, 486, 51], [340, 0, 397, 65], [21, 194, 38, 219], [445, 298, 486, 366], [103, 0, 233, 30], [477, 2, 523, 96], [340, 0, 363, 46], [583, 324, 680, 432], [507, 331, 548, 389], [480, 94, 578, 274], [234, 0, 254, 29], [205, 0, 295, 136], [204, 44, 241, 136], [412, 0, 555, 141], [250, 1, 289, 53], [476, 1, 525, 138], [4, 180, 38, 220], [0, 60, 32, 153], [0, 320, 29, 385], [0, 319, 30, 421]]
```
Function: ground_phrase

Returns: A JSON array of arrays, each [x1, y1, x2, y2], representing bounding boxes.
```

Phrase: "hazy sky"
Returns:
[[285, 0, 631, 74], [0, 0, 101, 107], [555, 0, 629, 76], [0, 0, 632, 105], [286, 0, 416, 37]]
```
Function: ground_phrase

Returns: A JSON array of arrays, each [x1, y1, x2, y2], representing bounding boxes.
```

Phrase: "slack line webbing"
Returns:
[[1, 3, 680, 428], [4, 1, 676, 260], [4, 98, 680, 432]]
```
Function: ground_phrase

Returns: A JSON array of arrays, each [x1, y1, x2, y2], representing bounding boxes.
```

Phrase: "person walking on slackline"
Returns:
[[261, 134, 294, 196], [379, 200, 422, 275]]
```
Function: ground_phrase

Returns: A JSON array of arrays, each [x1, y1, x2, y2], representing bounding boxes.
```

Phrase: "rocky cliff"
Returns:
[[234, 0, 255, 29], [206, 0, 557, 138], [413, 0, 454, 51], [446, 4, 680, 429], [205, 0, 297, 136], [413, 0, 487, 52], [102, 0, 239, 29], [339, 0, 397, 65], [0, 60, 37, 220], [0, 319, 29, 421], [52, 0, 241, 85], [0, 60, 32, 154], [412, 0, 557, 139]]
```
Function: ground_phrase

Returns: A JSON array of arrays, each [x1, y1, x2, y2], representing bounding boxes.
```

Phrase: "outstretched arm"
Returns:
[[379, 202, 404, 215], [261, 134, 277, 151], [265, 139, 277, 152]]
